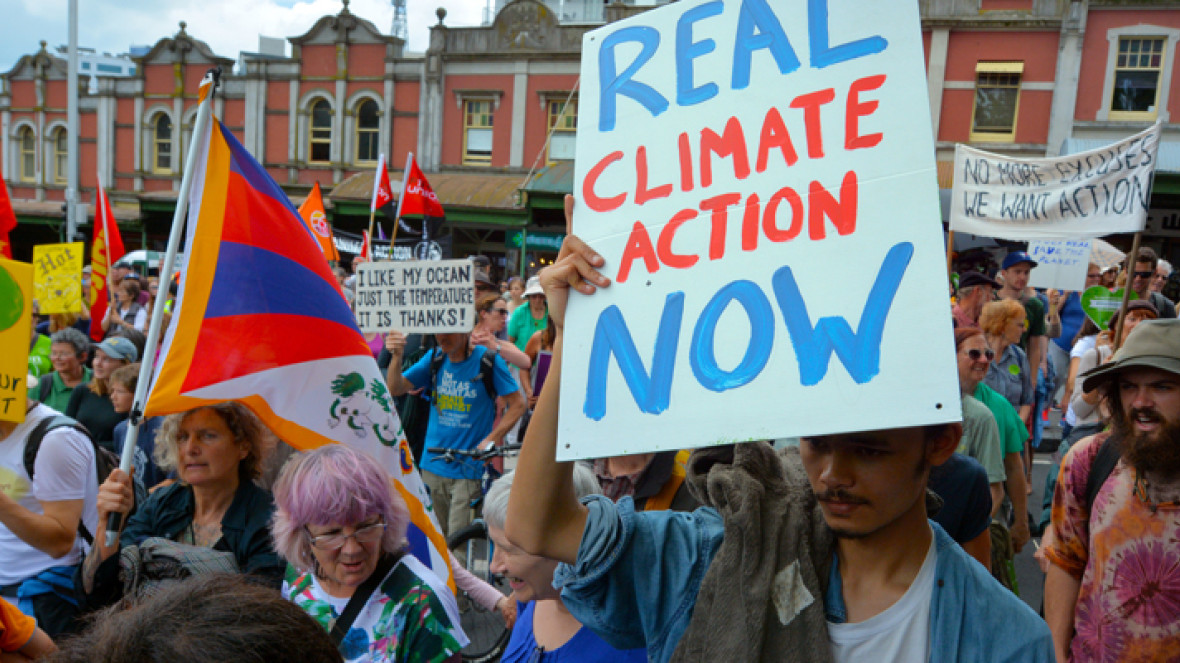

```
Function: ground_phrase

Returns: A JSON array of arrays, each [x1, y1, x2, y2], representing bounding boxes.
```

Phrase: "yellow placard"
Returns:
[[0, 257, 33, 424], [32, 242, 84, 315]]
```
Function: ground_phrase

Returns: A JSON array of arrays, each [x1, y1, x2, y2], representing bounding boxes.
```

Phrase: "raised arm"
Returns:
[[384, 330, 416, 397], [506, 196, 610, 564]]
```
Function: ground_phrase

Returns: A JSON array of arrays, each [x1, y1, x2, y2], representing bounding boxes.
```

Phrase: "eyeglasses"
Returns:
[[965, 348, 995, 361], [1086, 273, 1101, 280], [1133, 271, 1154, 280], [492, 308, 509, 315], [305, 521, 385, 551]]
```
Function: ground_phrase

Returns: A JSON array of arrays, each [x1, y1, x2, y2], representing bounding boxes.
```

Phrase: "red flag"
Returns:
[[0, 161, 17, 259], [360, 230, 372, 261], [298, 182, 340, 262], [90, 182, 125, 340], [400, 156, 445, 218], [371, 154, 394, 212]]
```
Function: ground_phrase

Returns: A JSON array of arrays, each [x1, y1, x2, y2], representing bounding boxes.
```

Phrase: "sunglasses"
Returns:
[[490, 308, 509, 315], [1086, 273, 1101, 280], [965, 348, 995, 361], [1133, 271, 1154, 280]]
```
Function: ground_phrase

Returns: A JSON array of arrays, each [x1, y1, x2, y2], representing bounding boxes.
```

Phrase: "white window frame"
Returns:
[[144, 108, 175, 175], [1097, 25, 1180, 123], [14, 122, 38, 184], [303, 94, 335, 166], [47, 123, 68, 185], [349, 93, 383, 166], [969, 61, 1023, 143]]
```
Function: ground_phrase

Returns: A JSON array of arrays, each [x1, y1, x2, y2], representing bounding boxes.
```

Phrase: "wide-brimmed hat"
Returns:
[[96, 336, 139, 363], [523, 276, 544, 297], [958, 271, 1001, 291], [1081, 319, 1180, 391]]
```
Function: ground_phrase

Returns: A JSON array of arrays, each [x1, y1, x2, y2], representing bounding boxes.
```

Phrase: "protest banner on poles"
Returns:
[[1025, 239, 1092, 291], [354, 259, 474, 333], [0, 257, 33, 423], [949, 124, 1160, 240], [32, 242, 84, 314], [559, 0, 960, 459]]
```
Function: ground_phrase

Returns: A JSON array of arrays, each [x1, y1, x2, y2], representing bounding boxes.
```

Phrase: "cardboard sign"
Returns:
[[559, 0, 960, 459], [950, 124, 1160, 240], [0, 258, 33, 423], [355, 259, 475, 333], [32, 242, 84, 314], [1026, 239, 1092, 291]]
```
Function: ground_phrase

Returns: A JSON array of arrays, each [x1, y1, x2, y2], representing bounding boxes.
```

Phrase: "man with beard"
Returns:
[[505, 203, 1052, 663], [1044, 318, 1180, 661]]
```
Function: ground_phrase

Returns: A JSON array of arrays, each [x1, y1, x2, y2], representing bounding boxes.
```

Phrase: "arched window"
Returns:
[[18, 126, 36, 182], [153, 114, 173, 174], [309, 99, 332, 164], [53, 128, 68, 184], [355, 99, 379, 164]]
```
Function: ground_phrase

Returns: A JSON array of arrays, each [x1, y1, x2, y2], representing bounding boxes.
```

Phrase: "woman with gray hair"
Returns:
[[485, 465, 646, 663]]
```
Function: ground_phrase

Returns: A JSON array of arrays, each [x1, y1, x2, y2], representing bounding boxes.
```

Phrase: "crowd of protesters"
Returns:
[[4, 214, 1179, 663]]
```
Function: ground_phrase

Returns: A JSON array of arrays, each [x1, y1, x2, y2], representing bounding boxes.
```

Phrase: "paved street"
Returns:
[[1015, 450, 1054, 613]]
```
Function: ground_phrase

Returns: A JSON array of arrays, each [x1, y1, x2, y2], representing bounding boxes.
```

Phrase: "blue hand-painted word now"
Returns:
[[583, 242, 914, 420], [598, 0, 889, 131]]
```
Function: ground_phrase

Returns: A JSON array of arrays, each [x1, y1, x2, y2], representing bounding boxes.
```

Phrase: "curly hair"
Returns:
[[978, 299, 1025, 337], [154, 403, 266, 482], [270, 444, 409, 573]]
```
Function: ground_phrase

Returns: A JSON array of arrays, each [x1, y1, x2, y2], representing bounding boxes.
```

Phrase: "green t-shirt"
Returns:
[[507, 304, 547, 352], [37, 366, 92, 413], [959, 394, 1006, 483], [1020, 294, 1046, 351], [974, 382, 1028, 455]]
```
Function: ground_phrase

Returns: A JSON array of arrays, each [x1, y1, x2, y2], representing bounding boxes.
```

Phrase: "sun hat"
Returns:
[[958, 271, 1001, 291], [1081, 319, 1180, 391], [523, 276, 544, 297]]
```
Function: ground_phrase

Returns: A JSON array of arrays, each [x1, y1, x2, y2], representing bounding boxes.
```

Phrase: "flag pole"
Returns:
[[367, 154, 385, 259], [1113, 122, 1160, 349], [105, 68, 221, 547], [389, 152, 412, 257]]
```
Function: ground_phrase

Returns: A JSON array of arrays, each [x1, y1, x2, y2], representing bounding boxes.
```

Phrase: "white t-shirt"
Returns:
[[1065, 335, 1098, 426], [827, 533, 937, 663], [0, 404, 99, 585]]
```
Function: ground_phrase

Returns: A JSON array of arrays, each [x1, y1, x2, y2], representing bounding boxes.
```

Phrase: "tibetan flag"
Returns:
[[145, 101, 456, 596], [297, 182, 339, 263], [89, 182, 125, 341], [400, 156, 445, 218], [0, 161, 16, 259]]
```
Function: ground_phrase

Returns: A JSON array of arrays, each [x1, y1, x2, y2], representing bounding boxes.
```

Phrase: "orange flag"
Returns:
[[298, 182, 339, 262], [0, 161, 16, 259], [90, 182, 126, 340]]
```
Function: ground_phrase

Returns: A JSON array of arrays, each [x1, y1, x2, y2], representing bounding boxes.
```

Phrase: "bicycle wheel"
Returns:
[[448, 521, 511, 663]]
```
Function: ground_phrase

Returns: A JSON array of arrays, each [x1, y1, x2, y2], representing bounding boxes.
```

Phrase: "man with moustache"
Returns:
[[505, 208, 1052, 663], [1044, 318, 1180, 662]]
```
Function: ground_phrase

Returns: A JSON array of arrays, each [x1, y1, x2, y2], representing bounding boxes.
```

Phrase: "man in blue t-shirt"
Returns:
[[386, 330, 525, 538]]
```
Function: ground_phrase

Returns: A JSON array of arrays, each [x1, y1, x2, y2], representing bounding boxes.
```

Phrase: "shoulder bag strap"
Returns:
[[330, 552, 400, 646]]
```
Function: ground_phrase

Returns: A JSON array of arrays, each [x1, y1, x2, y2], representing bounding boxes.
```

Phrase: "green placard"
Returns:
[[506, 230, 565, 252]]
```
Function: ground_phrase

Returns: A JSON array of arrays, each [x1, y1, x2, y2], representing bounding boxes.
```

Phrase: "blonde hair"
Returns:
[[154, 403, 266, 482], [979, 299, 1025, 337]]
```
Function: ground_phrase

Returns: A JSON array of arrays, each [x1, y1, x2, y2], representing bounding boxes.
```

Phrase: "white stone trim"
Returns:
[[1096, 24, 1180, 123]]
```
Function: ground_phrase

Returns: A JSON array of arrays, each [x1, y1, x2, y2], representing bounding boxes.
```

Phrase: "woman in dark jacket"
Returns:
[[79, 402, 283, 608]]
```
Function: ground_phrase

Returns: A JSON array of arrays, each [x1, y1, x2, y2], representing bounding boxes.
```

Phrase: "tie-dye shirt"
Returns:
[[1046, 433, 1180, 662], [284, 556, 463, 663]]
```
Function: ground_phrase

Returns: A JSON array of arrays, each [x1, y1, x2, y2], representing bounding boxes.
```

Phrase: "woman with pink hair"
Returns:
[[272, 444, 465, 663]]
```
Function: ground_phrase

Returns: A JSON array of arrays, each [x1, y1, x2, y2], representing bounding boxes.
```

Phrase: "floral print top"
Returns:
[[283, 558, 463, 663], [1045, 433, 1180, 662]]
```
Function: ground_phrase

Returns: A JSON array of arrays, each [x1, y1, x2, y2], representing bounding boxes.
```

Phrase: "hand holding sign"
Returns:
[[1081, 285, 1137, 330], [539, 219, 610, 332]]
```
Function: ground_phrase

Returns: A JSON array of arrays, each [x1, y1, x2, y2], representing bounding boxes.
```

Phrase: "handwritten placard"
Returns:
[[1026, 240, 1092, 291], [355, 259, 475, 333], [0, 258, 33, 423], [950, 124, 1159, 240], [558, 0, 960, 459], [32, 242, 84, 314]]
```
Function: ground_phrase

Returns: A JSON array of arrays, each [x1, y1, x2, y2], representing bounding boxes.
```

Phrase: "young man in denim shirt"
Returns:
[[505, 199, 1053, 663]]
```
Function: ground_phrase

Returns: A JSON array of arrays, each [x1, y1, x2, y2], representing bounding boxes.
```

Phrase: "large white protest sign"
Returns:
[[950, 124, 1160, 240], [355, 259, 474, 334], [1026, 240, 1092, 291], [558, 0, 961, 460]]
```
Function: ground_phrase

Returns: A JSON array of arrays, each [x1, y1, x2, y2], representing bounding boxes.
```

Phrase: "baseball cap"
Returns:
[[1081, 319, 1180, 391], [473, 269, 495, 288], [1002, 252, 1038, 271], [96, 336, 139, 363]]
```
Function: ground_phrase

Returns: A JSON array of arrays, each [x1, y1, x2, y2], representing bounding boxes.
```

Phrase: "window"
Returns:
[[970, 62, 1022, 142], [18, 127, 36, 182], [153, 114, 173, 173], [463, 100, 494, 165], [1110, 37, 1165, 119], [355, 100, 379, 164], [309, 99, 332, 164], [547, 98, 577, 163], [53, 129, 68, 184]]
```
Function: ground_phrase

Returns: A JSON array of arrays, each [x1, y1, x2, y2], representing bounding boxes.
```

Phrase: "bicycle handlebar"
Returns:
[[426, 443, 523, 463]]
